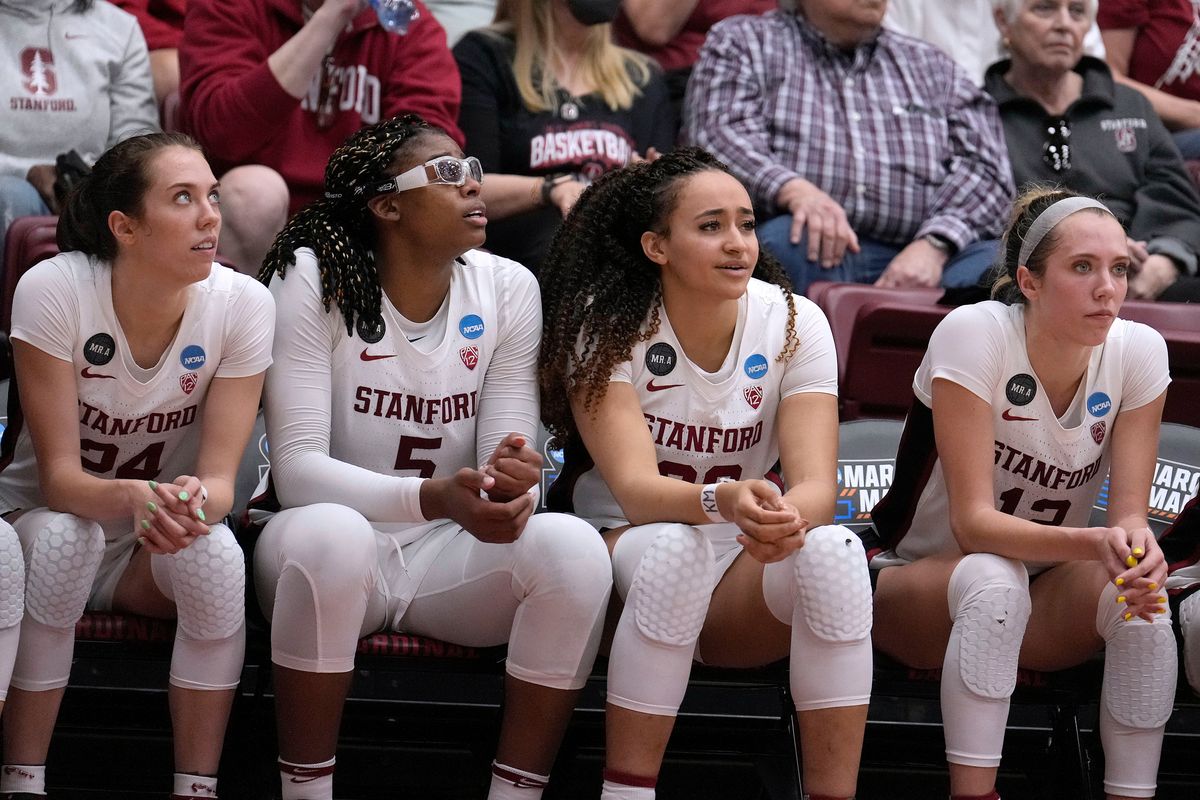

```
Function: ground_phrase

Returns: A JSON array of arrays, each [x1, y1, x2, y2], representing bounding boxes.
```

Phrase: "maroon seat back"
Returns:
[[2, 215, 60, 331], [840, 301, 950, 420]]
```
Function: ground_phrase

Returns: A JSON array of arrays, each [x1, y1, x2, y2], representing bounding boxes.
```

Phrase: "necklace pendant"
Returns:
[[559, 99, 579, 121]]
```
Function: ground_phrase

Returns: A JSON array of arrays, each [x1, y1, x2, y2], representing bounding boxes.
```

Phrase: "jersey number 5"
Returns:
[[394, 435, 443, 478]]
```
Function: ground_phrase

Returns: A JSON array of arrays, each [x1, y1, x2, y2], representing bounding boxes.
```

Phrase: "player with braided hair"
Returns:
[[869, 187, 1174, 800], [0, 132, 274, 800], [252, 113, 611, 800], [539, 147, 872, 800]]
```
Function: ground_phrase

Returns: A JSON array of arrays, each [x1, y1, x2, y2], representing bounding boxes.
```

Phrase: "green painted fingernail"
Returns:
[[196, 508, 206, 522], [140, 520, 151, 530], [147, 501, 157, 513], [178, 490, 189, 501], [149, 480, 158, 490]]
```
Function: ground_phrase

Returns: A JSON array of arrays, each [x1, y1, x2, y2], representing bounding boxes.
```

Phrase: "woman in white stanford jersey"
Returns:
[[251, 114, 611, 800], [869, 187, 1174, 800], [0, 133, 275, 800], [538, 148, 872, 800]]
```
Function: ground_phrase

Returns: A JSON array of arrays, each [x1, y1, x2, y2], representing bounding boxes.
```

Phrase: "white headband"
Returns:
[[1018, 196, 1114, 267]]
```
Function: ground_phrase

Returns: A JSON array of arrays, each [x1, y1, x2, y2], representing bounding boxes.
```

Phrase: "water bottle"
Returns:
[[369, 0, 419, 35]]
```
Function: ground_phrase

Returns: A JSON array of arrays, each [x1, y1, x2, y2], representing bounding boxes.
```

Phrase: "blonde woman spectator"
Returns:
[[453, 0, 673, 272]]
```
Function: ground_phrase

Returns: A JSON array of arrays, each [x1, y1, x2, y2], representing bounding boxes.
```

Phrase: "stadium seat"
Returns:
[[839, 301, 950, 420], [2, 214, 59, 332], [1120, 299, 1200, 335], [1088, 422, 1200, 534], [808, 282, 943, 383]]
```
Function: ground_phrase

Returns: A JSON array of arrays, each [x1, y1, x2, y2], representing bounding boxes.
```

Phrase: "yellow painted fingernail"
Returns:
[[178, 490, 189, 501], [1116, 577, 1125, 586], [1133, 547, 1144, 556], [1149, 582, 1157, 590], [140, 519, 151, 530], [196, 508, 206, 522], [1159, 596, 1167, 604], [1124, 612, 1133, 621], [146, 501, 157, 513], [1156, 608, 1167, 614], [1126, 555, 1138, 567], [1117, 595, 1126, 604]]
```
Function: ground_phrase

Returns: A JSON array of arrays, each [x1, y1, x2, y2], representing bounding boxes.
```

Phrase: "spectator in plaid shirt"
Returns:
[[683, 0, 1016, 295]]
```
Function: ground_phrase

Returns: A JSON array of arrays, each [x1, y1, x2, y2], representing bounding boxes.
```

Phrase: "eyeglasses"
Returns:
[[1042, 119, 1071, 173], [373, 156, 484, 196]]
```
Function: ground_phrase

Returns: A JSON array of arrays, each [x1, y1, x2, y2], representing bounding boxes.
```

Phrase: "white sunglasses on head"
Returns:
[[373, 155, 484, 196]]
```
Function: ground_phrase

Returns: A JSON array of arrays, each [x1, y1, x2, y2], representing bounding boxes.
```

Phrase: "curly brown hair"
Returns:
[[258, 114, 444, 335], [538, 146, 799, 443]]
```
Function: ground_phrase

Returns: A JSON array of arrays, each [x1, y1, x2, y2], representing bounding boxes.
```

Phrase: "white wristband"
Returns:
[[700, 483, 725, 523]]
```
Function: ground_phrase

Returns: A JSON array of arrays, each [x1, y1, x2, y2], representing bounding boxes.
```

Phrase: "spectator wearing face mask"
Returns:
[[453, 0, 674, 273]]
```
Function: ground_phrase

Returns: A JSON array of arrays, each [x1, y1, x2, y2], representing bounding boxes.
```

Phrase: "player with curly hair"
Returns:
[[252, 113, 612, 800], [539, 147, 872, 800]]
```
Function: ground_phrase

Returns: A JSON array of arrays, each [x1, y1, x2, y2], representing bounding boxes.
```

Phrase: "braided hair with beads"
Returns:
[[538, 146, 801, 445], [258, 114, 442, 335]]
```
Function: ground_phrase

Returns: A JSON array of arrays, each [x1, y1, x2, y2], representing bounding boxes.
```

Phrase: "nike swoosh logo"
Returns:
[[359, 348, 396, 362], [646, 379, 683, 392], [1001, 408, 1037, 422], [407, 335, 425, 343], [81, 367, 115, 379], [288, 776, 319, 783]]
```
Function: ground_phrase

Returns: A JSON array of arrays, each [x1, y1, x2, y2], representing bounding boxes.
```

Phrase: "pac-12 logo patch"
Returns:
[[459, 314, 485, 340], [459, 346, 479, 370], [743, 353, 768, 380], [180, 345, 206, 370], [179, 372, 199, 395], [645, 342, 677, 376], [1087, 392, 1112, 418], [1091, 420, 1106, 445], [357, 315, 385, 343], [744, 386, 763, 410], [1005, 373, 1036, 406], [83, 333, 115, 365]]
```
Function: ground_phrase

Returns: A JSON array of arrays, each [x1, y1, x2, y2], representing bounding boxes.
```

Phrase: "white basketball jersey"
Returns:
[[559, 280, 837, 526], [872, 301, 1170, 566], [305, 250, 517, 481], [0, 252, 274, 514]]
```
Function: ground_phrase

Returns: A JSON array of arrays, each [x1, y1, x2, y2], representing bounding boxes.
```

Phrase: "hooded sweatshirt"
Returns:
[[0, 0, 159, 179]]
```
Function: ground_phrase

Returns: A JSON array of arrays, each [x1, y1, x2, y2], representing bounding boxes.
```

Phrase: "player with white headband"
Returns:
[[868, 187, 1174, 800], [0, 132, 274, 800], [539, 147, 872, 800]]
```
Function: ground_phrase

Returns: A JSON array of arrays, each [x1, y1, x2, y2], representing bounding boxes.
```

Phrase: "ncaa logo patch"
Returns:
[[83, 333, 116, 365], [459, 346, 479, 370], [744, 386, 763, 410], [1005, 373, 1037, 406], [180, 345, 206, 370], [1088, 391, 1112, 417], [179, 372, 198, 395], [459, 314, 485, 340], [645, 342, 677, 376], [1091, 420, 1106, 445], [743, 353, 768, 380]]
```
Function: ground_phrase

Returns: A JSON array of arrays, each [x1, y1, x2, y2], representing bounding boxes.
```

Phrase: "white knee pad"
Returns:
[[152, 524, 246, 690], [506, 514, 612, 690], [0, 520, 22, 629], [1096, 581, 1177, 730], [773, 525, 872, 642], [254, 504, 379, 673], [626, 524, 715, 647], [1179, 590, 1200, 695], [947, 554, 1031, 700], [0, 521, 21, 700], [17, 510, 105, 628]]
